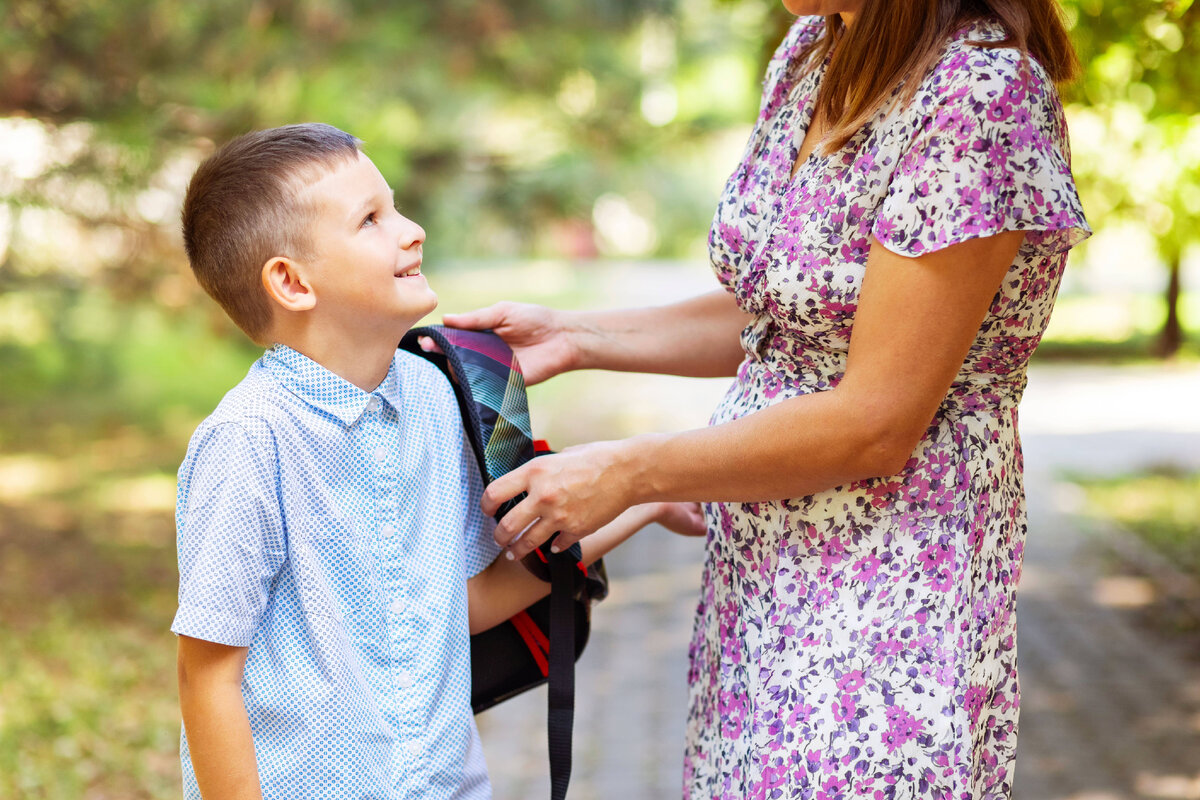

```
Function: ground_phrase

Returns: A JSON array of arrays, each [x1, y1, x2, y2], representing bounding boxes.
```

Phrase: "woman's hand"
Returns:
[[442, 302, 580, 386], [483, 438, 653, 559], [654, 501, 707, 537], [447, 290, 752, 381]]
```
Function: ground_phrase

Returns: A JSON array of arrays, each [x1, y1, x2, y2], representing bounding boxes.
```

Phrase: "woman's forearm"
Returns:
[[565, 289, 751, 377], [483, 383, 904, 555], [625, 386, 902, 505]]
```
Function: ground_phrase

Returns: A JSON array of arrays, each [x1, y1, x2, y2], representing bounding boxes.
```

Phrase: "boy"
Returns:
[[173, 123, 701, 799]]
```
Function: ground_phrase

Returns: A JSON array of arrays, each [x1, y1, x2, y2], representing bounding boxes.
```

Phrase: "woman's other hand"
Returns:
[[654, 501, 707, 537], [442, 302, 580, 386]]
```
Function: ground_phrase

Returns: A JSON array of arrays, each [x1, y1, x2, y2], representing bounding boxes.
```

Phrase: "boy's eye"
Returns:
[[361, 211, 377, 228]]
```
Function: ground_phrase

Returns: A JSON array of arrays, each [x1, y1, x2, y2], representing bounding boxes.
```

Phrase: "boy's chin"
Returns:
[[409, 293, 439, 325], [397, 295, 439, 333]]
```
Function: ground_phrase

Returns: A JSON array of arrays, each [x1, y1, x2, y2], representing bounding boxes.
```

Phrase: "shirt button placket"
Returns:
[[375, 425, 418, 757], [371, 411, 422, 778]]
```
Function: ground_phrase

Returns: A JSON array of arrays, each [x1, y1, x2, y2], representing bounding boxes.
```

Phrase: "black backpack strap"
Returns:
[[399, 325, 594, 800], [547, 552, 579, 800]]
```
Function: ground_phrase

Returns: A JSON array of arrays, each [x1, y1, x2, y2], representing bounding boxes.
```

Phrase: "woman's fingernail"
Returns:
[[505, 550, 515, 561]]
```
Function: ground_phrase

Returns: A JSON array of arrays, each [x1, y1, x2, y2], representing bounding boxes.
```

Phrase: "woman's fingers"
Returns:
[[491, 497, 544, 552], [507, 516, 563, 561], [483, 443, 635, 559], [417, 336, 443, 354], [442, 303, 511, 332], [481, 463, 530, 520], [543, 526, 584, 555], [443, 302, 574, 385]]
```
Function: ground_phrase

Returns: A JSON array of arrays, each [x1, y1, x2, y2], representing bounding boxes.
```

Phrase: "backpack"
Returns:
[[399, 325, 608, 800]]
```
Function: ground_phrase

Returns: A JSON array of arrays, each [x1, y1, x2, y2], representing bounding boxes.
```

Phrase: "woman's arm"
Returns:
[[466, 501, 704, 634], [483, 230, 1025, 558], [177, 636, 262, 800], [442, 289, 752, 385]]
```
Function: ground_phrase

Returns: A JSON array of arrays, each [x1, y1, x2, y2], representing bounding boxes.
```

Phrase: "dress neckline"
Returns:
[[783, 51, 834, 185]]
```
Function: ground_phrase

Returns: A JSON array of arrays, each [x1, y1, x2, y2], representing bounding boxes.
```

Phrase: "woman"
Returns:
[[448, 1, 1089, 796]]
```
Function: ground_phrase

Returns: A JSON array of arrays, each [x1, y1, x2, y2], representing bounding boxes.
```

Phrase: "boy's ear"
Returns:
[[261, 257, 316, 312]]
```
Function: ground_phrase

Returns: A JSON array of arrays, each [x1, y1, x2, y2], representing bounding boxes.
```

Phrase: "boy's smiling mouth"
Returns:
[[395, 260, 422, 278]]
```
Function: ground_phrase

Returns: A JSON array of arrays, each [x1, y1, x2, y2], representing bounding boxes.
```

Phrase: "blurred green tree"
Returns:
[[2, 0, 1196, 352], [0, 0, 783, 446], [0, 0, 770, 302], [1062, 0, 1199, 355]]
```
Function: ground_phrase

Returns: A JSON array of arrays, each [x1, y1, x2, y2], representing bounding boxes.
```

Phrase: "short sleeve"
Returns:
[[459, 432, 502, 579], [872, 46, 1091, 259], [171, 421, 286, 646]]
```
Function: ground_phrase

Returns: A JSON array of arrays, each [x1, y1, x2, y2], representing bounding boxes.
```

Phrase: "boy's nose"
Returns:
[[397, 216, 426, 249]]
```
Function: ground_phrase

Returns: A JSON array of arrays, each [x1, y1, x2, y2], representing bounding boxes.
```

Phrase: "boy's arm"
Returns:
[[177, 636, 262, 800], [467, 501, 703, 634]]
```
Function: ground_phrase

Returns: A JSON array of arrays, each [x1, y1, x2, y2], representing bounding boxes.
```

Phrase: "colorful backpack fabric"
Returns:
[[399, 325, 608, 800]]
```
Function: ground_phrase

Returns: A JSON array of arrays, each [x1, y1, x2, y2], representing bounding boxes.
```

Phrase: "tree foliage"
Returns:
[[0, 0, 1195, 347], [1061, 0, 1199, 353], [0, 0, 773, 306]]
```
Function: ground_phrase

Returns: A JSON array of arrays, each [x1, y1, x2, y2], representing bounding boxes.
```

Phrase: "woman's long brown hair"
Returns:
[[806, 0, 1080, 153]]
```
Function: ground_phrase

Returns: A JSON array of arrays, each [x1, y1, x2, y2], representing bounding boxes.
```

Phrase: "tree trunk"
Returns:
[[1156, 254, 1183, 358]]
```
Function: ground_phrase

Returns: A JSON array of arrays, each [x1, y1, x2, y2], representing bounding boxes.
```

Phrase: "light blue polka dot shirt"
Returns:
[[172, 344, 502, 800]]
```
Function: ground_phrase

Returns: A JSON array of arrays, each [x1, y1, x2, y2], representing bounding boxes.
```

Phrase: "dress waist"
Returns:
[[740, 318, 1027, 412]]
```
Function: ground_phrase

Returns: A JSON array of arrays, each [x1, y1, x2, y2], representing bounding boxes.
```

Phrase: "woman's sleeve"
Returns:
[[872, 48, 1091, 259]]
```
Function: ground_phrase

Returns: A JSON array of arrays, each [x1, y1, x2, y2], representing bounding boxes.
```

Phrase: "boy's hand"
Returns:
[[654, 501, 706, 537]]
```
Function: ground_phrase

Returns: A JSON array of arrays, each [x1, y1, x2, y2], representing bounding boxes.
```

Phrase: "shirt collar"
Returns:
[[263, 344, 402, 427]]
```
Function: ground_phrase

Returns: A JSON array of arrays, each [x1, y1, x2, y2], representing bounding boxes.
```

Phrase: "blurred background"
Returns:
[[1, 0, 1198, 797]]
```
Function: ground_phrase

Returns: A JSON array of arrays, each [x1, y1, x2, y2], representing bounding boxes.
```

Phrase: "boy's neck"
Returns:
[[274, 326, 411, 393]]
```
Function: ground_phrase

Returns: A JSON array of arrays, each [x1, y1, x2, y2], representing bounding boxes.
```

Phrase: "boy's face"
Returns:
[[299, 151, 436, 335]]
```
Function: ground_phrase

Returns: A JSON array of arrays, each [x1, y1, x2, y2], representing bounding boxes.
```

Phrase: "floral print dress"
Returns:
[[685, 16, 1089, 800]]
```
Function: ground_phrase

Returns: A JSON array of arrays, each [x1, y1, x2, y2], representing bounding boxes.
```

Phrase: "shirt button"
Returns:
[[406, 740, 422, 758], [397, 671, 414, 689], [380, 523, 395, 538], [390, 598, 406, 615], [373, 445, 388, 463], [367, 396, 380, 411]]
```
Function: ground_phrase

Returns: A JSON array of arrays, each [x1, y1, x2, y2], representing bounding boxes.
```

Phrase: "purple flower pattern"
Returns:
[[685, 16, 1089, 800]]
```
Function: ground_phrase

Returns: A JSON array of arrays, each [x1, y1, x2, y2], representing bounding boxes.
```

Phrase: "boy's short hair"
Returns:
[[181, 123, 362, 343]]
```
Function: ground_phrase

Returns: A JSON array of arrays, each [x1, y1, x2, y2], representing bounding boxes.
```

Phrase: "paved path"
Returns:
[[477, 364, 1200, 799], [1014, 364, 1200, 800]]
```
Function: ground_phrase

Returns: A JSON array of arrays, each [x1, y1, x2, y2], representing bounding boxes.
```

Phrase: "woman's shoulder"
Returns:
[[923, 19, 1058, 108], [755, 16, 827, 116], [770, 14, 826, 66]]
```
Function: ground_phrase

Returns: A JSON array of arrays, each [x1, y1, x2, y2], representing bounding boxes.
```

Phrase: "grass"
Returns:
[[1074, 469, 1200, 582], [0, 430, 183, 798], [0, 291, 235, 797], [1034, 332, 1200, 363], [1033, 289, 1199, 364]]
